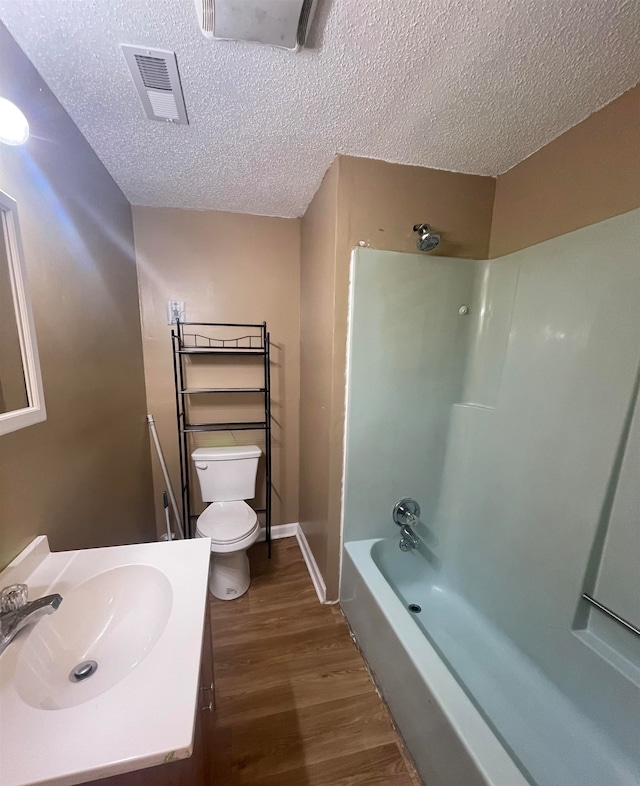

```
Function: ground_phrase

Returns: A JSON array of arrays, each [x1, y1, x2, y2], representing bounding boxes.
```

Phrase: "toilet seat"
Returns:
[[195, 501, 258, 545]]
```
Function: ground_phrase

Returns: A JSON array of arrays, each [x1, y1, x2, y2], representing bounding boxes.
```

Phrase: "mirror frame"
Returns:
[[0, 189, 46, 435]]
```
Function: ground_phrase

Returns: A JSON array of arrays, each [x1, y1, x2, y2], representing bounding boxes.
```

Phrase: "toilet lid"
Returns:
[[196, 501, 258, 544]]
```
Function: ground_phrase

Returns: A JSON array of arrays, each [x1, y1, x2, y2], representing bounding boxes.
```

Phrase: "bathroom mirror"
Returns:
[[0, 189, 45, 435]]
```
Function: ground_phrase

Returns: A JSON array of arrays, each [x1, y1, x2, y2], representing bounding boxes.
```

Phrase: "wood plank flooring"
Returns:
[[209, 538, 421, 785]]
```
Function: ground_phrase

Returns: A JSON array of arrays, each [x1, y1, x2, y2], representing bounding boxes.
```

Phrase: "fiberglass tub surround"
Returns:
[[341, 209, 640, 786], [0, 535, 211, 786]]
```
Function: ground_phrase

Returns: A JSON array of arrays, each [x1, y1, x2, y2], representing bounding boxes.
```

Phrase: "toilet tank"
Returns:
[[191, 445, 261, 502]]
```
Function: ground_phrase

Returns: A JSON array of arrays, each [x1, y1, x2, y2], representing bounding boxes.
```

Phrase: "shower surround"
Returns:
[[340, 209, 640, 786]]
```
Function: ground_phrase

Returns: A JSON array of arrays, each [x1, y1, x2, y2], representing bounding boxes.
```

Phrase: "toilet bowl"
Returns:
[[191, 445, 262, 601], [195, 501, 260, 599]]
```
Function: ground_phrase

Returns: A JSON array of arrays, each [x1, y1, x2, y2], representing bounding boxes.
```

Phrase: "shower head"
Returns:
[[413, 223, 441, 253]]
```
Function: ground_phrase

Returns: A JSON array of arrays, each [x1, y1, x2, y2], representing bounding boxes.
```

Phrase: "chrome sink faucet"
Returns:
[[393, 498, 422, 551], [0, 584, 62, 656]]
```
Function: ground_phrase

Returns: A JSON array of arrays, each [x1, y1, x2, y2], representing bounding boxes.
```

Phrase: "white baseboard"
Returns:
[[256, 522, 335, 607], [295, 524, 331, 605], [257, 522, 298, 542]]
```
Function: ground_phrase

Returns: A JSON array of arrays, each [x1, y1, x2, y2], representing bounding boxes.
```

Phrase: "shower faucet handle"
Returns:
[[393, 498, 421, 527]]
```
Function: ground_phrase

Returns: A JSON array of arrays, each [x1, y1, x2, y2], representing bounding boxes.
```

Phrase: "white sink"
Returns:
[[15, 565, 173, 710], [0, 536, 211, 786]]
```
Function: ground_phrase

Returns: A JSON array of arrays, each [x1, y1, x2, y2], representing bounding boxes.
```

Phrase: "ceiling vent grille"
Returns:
[[194, 0, 319, 51], [135, 54, 173, 91], [121, 45, 188, 125]]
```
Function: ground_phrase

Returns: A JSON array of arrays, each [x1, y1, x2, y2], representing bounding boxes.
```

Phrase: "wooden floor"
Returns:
[[208, 538, 421, 786]]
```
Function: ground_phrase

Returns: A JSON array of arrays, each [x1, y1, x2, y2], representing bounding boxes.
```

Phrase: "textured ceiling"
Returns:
[[1, 0, 639, 217]]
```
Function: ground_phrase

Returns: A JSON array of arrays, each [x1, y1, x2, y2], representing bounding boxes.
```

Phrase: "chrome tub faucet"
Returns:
[[393, 498, 422, 551], [0, 584, 62, 656]]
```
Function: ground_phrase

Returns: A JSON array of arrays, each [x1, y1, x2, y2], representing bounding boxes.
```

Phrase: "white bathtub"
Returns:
[[341, 539, 636, 786]]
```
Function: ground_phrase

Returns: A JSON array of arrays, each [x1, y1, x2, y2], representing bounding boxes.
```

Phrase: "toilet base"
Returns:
[[209, 550, 251, 600]]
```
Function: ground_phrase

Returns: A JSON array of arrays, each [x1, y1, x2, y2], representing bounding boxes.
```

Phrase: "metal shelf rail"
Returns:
[[171, 321, 272, 555]]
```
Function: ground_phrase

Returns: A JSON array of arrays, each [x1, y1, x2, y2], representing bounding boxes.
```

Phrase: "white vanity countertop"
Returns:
[[0, 536, 211, 786]]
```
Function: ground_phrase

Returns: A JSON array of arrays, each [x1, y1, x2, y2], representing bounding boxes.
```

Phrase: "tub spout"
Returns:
[[399, 524, 420, 551]]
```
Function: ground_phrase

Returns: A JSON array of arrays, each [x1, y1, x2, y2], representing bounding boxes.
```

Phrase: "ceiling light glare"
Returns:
[[0, 97, 30, 145]]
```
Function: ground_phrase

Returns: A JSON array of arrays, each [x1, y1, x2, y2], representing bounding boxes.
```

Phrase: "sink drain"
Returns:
[[69, 660, 98, 683], [408, 604, 422, 613]]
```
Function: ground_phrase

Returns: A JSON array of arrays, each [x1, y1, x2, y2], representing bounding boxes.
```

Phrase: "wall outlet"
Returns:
[[167, 300, 186, 325]]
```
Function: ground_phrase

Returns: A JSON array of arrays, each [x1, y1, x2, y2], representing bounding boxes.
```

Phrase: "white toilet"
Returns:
[[191, 445, 262, 600]]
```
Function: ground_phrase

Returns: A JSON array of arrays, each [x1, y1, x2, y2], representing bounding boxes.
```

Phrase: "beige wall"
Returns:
[[132, 207, 300, 534], [337, 156, 496, 259], [0, 24, 155, 569], [299, 160, 339, 589], [490, 84, 640, 257], [300, 156, 495, 599]]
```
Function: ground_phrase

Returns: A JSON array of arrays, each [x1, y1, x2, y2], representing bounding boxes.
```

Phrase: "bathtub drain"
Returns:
[[408, 604, 422, 613]]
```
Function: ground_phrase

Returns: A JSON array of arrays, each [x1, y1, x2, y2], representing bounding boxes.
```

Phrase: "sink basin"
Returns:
[[14, 565, 172, 710], [0, 536, 210, 786]]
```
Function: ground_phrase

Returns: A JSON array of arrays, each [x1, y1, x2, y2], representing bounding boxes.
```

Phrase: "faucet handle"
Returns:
[[392, 498, 421, 527], [0, 584, 28, 613]]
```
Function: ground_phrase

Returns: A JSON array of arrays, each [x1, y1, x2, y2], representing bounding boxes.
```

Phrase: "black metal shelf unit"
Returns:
[[171, 321, 272, 554]]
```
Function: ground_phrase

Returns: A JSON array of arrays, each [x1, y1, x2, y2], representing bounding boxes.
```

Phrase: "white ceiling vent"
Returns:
[[121, 45, 188, 125], [194, 0, 319, 51]]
